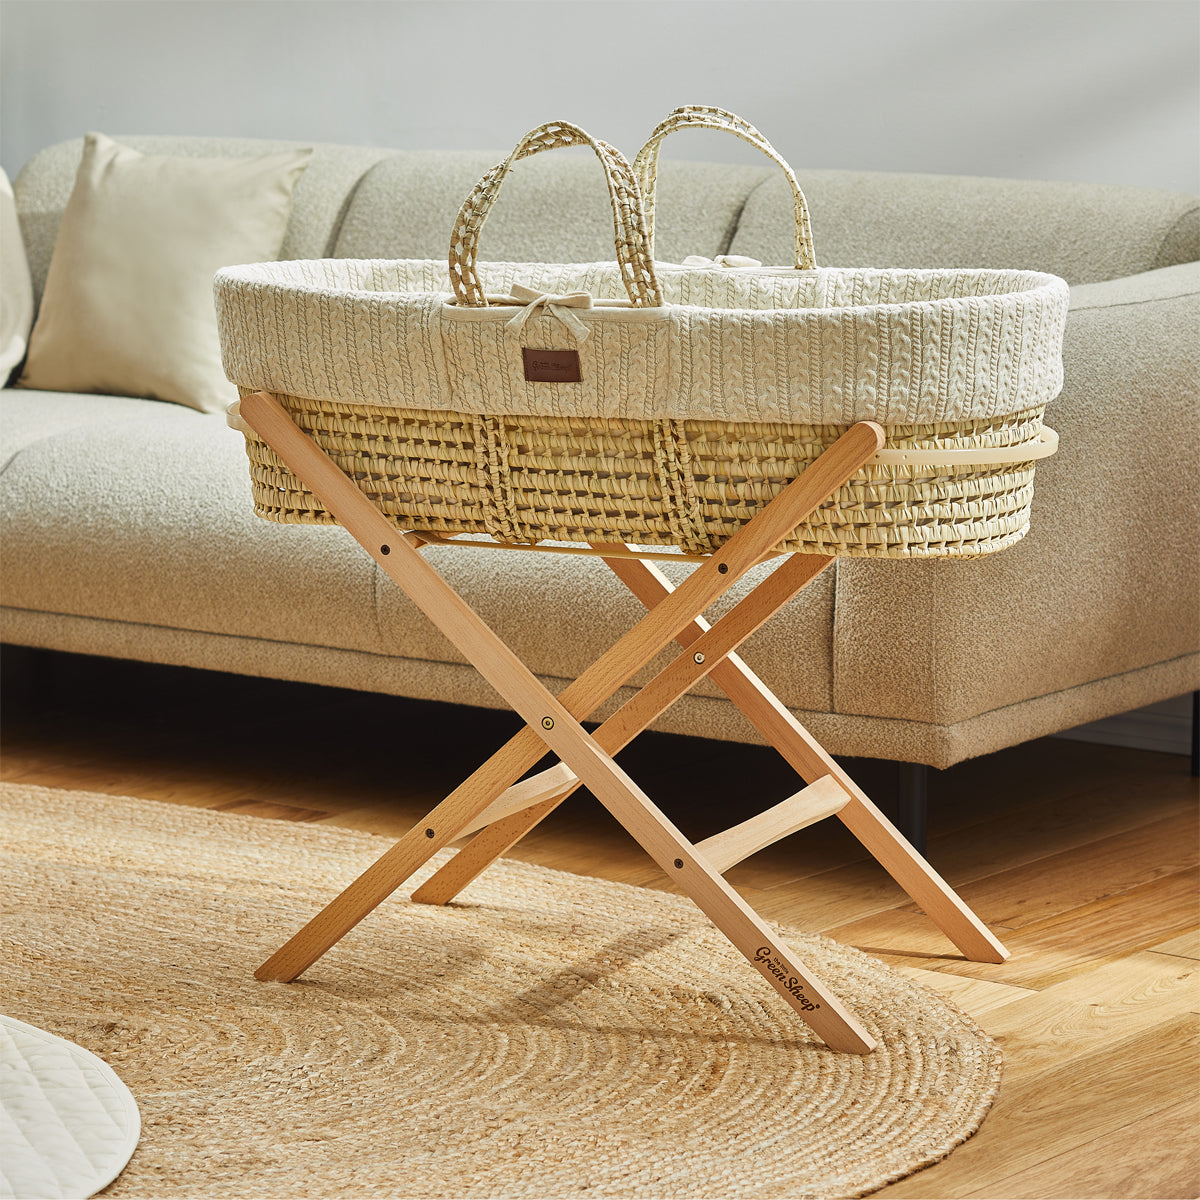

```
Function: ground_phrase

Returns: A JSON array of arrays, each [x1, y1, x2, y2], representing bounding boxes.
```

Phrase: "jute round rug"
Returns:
[[0, 783, 1001, 1199]]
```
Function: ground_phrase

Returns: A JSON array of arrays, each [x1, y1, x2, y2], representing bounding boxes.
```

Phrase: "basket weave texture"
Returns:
[[216, 110, 1068, 559]]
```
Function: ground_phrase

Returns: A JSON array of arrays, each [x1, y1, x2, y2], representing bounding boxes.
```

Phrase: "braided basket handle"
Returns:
[[633, 105, 817, 271], [449, 121, 663, 308]]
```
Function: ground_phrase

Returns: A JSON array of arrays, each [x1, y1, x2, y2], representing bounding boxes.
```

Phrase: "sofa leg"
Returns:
[[0, 644, 56, 718], [895, 761, 929, 855], [1192, 690, 1198, 778]]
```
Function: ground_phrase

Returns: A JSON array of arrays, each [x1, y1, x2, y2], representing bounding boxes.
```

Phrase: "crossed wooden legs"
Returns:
[[417, 551, 1010, 971], [238, 390, 1008, 1054]]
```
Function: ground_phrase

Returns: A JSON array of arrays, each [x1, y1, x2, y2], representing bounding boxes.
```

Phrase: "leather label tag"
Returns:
[[522, 348, 581, 383]]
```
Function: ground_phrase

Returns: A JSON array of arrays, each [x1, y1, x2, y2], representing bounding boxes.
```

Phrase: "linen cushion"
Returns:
[[0, 169, 34, 384], [13, 137, 397, 310], [18, 133, 311, 412]]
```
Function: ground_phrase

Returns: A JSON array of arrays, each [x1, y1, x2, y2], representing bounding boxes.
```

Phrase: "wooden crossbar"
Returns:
[[410, 551, 832, 905], [694, 775, 849, 873], [458, 763, 576, 838]]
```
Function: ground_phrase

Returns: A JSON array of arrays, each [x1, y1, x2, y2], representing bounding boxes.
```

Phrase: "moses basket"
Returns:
[[216, 108, 1068, 559]]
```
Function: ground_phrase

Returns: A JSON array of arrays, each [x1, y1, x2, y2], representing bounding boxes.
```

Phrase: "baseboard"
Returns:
[[1054, 694, 1194, 756]]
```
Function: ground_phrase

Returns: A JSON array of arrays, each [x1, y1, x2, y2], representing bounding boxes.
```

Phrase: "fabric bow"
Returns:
[[504, 283, 594, 342], [680, 254, 763, 269]]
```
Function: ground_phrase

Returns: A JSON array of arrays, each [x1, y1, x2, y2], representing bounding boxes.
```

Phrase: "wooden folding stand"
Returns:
[[238, 389, 1009, 1056]]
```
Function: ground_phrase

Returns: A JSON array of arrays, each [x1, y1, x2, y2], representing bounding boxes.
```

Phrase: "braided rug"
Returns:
[[1, 783, 1002, 1199]]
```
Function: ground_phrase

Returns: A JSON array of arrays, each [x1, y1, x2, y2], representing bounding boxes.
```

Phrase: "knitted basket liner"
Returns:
[[216, 257, 1068, 429]]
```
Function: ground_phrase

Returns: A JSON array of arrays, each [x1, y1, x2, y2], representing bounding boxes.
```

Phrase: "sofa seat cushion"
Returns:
[[0, 391, 384, 656], [1, 390, 202, 470], [0, 388, 836, 714]]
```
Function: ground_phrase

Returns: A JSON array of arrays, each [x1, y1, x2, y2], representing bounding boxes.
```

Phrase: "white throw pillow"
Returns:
[[18, 133, 312, 412], [0, 168, 34, 385]]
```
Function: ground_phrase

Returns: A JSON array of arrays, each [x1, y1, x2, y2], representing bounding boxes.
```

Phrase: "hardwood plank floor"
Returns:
[[2, 647, 1197, 1199]]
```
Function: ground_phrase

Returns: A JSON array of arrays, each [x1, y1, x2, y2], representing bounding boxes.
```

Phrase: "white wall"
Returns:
[[2, 0, 1197, 191]]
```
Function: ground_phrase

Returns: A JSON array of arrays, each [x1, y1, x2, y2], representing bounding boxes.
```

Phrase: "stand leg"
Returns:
[[1191, 691, 1198, 779], [604, 557, 1009, 964], [255, 732, 543, 982]]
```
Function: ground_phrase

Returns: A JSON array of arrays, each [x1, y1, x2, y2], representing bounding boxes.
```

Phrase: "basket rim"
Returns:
[[215, 258, 1069, 316]]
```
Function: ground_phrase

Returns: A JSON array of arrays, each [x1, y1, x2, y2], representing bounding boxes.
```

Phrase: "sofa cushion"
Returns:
[[729, 170, 1200, 285], [0, 388, 836, 715], [333, 152, 772, 265], [0, 389, 199, 471], [18, 135, 312, 413], [0, 392, 384, 657], [13, 137, 397, 311]]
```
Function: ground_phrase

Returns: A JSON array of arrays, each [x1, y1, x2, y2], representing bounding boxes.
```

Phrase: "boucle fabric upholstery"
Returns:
[[0, 390, 834, 714], [0, 392, 382, 658], [3, 136, 1196, 767], [333, 154, 769, 266], [831, 263, 1200, 725], [729, 171, 1200, 284], [0, 390, 196, 468]]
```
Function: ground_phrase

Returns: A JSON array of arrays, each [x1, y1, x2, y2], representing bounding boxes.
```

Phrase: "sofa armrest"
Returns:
[[830, 263, 1200, 764], [1067, 260, 1200, 310], [728, 172, 1199, 284]]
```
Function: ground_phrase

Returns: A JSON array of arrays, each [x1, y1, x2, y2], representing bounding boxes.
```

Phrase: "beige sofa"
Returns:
[[3, 137, 1197, 809]]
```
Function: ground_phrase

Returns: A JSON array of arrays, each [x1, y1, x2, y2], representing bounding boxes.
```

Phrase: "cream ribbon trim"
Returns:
[[681, 255, 763, 270], [680, 254, 763, 269], [504, 283, 594, 342]]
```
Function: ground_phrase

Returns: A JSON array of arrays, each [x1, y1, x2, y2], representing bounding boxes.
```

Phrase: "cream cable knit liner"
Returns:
[[215, 258, 1068, 427]]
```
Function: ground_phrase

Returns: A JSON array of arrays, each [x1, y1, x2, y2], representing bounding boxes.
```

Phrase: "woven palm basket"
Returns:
[[216, 113, 1068, 559]]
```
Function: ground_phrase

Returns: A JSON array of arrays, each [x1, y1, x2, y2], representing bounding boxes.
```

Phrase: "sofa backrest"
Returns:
[[12, 136, 774, 312], [14, 136, 1199, 310], [330, 151, 770, 267], [729, 170, 1199, 285]]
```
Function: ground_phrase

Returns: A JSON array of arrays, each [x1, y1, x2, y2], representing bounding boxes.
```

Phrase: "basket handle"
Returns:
[[633, 105, 816, 271], [449, 121, 663, 309]]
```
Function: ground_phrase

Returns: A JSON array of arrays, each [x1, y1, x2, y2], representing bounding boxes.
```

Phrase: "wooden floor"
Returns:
[[3, 648, 1198, 1199]]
